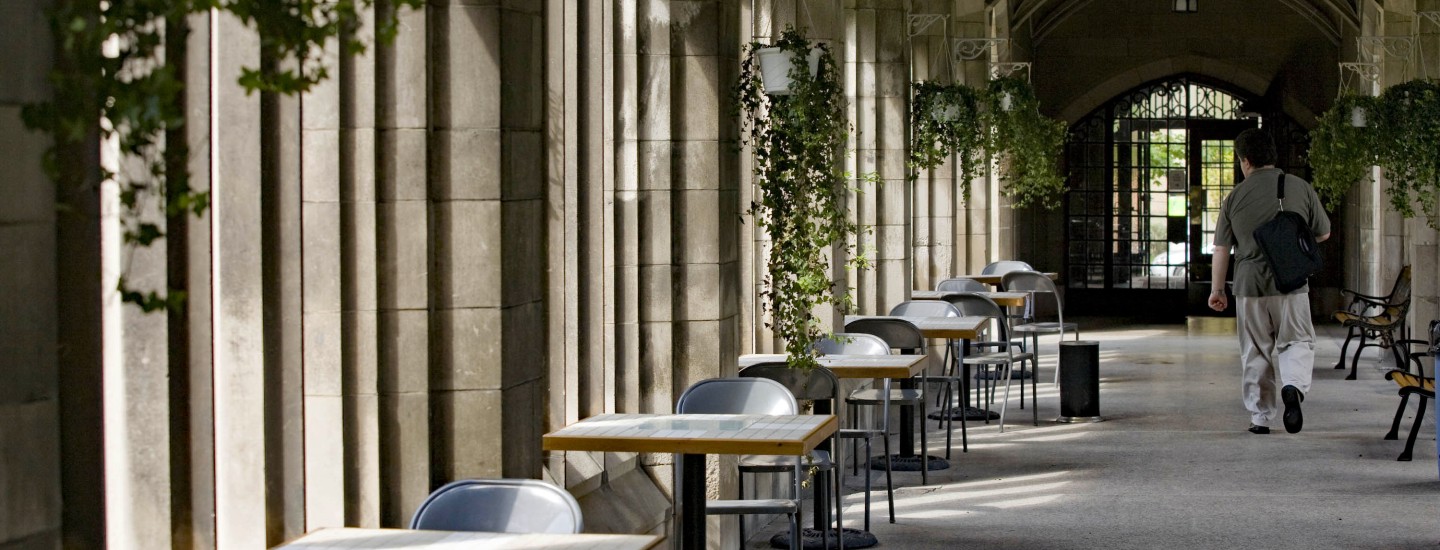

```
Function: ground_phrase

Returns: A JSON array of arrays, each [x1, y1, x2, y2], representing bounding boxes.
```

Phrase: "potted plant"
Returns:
[[736, 26, 856, 370], [983, 76, 1068, 209], [1373, 79, 1440, 225], [910, 81, 987, 201], [1307, 93, 1378, 209]]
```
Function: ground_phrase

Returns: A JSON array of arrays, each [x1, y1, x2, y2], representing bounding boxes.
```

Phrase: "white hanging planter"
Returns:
[[1350, 105, 1368, 127], [999, 92, 1015, 112], [932, 104, 961, 122], [757, 46, 823, 96]]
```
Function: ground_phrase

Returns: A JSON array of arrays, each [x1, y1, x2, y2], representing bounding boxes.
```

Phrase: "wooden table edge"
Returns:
[[543, 414, 840, 456]]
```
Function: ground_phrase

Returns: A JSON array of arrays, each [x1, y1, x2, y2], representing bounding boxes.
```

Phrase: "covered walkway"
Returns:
[[754, 318, 1439, 549]]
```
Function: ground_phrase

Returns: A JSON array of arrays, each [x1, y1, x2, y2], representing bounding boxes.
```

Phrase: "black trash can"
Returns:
[[1057, 341, 1104, 423]]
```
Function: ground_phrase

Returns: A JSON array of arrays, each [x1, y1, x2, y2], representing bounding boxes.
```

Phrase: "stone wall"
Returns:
[[0, 1, 62, 548]]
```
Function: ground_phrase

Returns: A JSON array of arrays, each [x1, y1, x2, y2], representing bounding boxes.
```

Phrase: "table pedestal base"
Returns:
[[871, 454, 948, 472], [769, 528, 878, 550], [928, 406, 999, 421]]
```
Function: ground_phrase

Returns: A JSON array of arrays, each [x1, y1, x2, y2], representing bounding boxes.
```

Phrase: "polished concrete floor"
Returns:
[[753, 317, 1440, 549]]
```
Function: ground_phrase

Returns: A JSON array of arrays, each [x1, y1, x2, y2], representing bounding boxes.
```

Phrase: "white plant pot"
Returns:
[[1350, 105, 1368, 127], [757, 46, 823, 96], [932, 104, 962, 122]]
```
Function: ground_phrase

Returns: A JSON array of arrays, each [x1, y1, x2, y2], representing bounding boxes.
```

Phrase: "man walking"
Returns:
[[1208, 128, 1331, 434]]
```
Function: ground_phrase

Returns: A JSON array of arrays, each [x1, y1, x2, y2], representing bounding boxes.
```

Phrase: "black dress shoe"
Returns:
[[1248, 424, 1270, 434], [1282, 385, 1304, 434]]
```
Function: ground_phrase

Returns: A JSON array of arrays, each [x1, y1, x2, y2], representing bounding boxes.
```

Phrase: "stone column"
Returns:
[[375, 0, 432, 527], [0, 1, 62, 547], [300, 30, 348, 534], [850, 1, 908, 313], [430, 0, 547, 482], [211, 10, 268, 548]]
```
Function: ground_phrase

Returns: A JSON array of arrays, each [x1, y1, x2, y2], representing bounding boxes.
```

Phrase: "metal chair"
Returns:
[[947, 291, 1037, 412], [675, 377, 804, 550], [951, 293, 1036, 432], [980, 260, 1034, 277], [1002, 270, 1079, 385], [738, 363, 846, 549], [409, 478, 583, 534], [888, 301, 969, 456], [935, 277, 988, 292], [843, 318, 930, 489], [1333, 265, 1411, 380], [811, 333, 897, 529]]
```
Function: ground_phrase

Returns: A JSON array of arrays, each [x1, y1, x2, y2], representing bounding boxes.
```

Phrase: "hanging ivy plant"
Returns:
[[1373, 79, 1440, 224], [1307, 93, 1378, 210], [736, 26, 856, 371], [983, 75, 1067, 210], [22, 0, 420, 312], [909, 81, 986, 202]]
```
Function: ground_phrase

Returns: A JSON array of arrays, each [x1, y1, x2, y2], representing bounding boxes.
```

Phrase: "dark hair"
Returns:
[[1234, 128, 1277, 167]]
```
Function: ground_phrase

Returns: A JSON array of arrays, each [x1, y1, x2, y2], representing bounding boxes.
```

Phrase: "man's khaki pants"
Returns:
[[1237, 294, 1315, 427]]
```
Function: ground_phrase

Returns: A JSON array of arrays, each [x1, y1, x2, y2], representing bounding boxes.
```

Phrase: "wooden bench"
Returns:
[[1383, 370, 1435, 461]]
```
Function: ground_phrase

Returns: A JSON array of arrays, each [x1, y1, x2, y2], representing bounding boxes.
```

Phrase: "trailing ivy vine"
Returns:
[[1307, 93, 1377, 210], [1374, 79, 1440, 223], [23, 0, 420, 312], [1308, 79, 1440, 227], [909, 81, 985, 202], [736, 26, 856, 371], [984, 75, 1067, 210]]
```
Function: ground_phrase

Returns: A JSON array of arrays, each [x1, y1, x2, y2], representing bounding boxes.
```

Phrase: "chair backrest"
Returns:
[[935, 277, 988, 292], [409, 479, 583, 533], [844, 318, 925, 355], [889, 300, 960, 318], [1002, 270, 1065, 321], [945, 292, 1010, 340], [980, 260, 1033, 275], [740, 362, 840, 405], [812, 333, 892, 355], [675, 377, 798, 415]]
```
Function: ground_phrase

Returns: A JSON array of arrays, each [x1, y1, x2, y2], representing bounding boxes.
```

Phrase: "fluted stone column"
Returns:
[[301, 32, 349, 534], [212, 11, 268, 548], [849, 1, 908, 313], [430, 0, 547, 482], [375, 1, 432, 527]]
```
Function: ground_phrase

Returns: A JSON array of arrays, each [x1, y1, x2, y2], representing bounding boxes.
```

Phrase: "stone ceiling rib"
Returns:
[[1012, 0, 1359, 46]]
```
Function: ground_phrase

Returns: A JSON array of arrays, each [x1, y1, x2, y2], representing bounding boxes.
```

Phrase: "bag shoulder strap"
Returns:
[[1275, 169, 1286, 210]]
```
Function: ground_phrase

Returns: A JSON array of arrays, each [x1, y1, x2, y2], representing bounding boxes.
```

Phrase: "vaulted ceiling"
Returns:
[[1007, 0, 1360, 46]]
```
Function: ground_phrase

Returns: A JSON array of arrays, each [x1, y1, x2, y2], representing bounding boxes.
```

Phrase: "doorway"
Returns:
[[1063, 76, 1276, 319]]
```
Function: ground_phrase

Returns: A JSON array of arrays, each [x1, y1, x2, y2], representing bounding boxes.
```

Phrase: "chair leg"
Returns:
[[998, 362, 1014, 433], [942, 380, 953, 460], [1030, 355, 1039, 426], [1400, 395, 1429, 461], [882, 432, 895, 524], [833, 462, 844, 550], [738, 474, 747, 547], [863, 436, 873, 532], [849, 404, 858, 477], [919, 402, 929, 486]]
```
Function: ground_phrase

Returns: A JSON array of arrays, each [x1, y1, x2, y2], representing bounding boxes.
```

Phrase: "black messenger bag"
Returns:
[[1252, 170, 1323, 293]]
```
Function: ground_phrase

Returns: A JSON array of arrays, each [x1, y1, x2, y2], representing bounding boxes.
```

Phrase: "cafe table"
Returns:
[[844, 315, 993, 456], [909, 290, 1028, 307], [273, 527, 661, 549], [543, 413, 837, 550], [943, 272, 1059, 286]]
